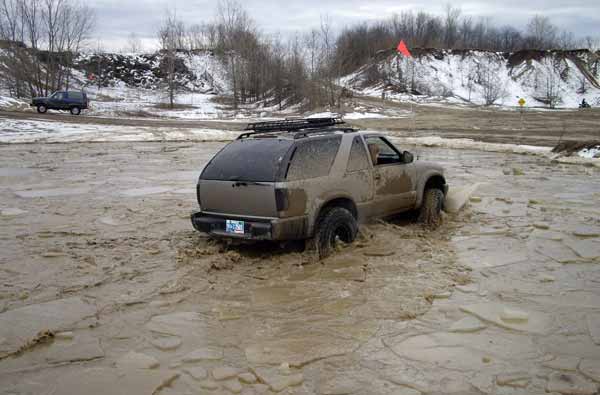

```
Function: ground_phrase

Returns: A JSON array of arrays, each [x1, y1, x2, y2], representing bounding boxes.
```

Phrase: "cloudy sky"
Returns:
[[90, 0, 600, 51]]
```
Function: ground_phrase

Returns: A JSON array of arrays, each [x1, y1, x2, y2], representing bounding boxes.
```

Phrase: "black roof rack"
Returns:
[[238, 118, 345, 139]]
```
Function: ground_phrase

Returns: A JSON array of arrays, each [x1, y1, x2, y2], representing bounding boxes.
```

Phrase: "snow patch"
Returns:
[[345, 50, 600, 109], [578, 146, 600, 159], [389, 135, 600, 167], [0, 95, 29, 111], [0, 118, 239, 143]]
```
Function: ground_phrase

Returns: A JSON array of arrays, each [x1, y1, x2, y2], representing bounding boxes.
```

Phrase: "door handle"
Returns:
[[374, 174, 381, 181]]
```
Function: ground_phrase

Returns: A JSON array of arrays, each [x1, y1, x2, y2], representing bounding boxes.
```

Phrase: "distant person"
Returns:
[[580, 99, 590, 108]]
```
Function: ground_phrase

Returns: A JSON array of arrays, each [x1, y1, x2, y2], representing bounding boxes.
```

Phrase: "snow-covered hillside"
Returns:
[[343, 48, 600, 108], [73, 51, 231, 118], [76, 50, 229, 93], [0, 50, 234, 119]]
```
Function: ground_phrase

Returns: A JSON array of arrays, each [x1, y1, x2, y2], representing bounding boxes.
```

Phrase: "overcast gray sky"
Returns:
[[90, 0, 600, 51]]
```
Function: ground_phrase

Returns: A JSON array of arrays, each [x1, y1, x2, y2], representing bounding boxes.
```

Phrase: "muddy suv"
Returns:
[[191, 118, 448, 257], [30, 90, 89, 115]]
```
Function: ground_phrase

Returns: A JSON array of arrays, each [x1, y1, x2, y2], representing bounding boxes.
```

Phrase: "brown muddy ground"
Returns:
[[1, 141, 599, 395], [348, 96, 600, 146], [2, 99, 599, 147]]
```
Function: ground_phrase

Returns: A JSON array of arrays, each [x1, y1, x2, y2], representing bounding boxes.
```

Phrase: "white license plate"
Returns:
[[225, 219, 245, 234]]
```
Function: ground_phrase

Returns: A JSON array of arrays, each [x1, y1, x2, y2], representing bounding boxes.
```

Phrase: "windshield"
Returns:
[[201, 138, 293, 182]]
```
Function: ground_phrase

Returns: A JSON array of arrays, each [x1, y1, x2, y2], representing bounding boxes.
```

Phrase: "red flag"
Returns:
[[397, 40, 412, 58]]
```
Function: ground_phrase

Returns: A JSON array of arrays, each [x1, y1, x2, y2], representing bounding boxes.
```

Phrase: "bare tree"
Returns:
[[125, 32, 142, 53], [535, 57, 562, 108], [303, 28, 320, 77], [584, 36, 600, 52], [526, 15, 557, 49], [444, 4, 461, 48], [477, 56, 506, 105], [157, 10, 184, 109], [214, 0, 255, 108], [0, 0, 95, 97], [320, 15, 339, 107]]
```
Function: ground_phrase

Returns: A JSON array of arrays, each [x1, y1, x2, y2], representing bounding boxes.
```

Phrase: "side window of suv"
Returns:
[[68, 92, 82, 100], [365, 136, 401, 166], [346, 136, 370, 172], [286, 136, 341, 181]]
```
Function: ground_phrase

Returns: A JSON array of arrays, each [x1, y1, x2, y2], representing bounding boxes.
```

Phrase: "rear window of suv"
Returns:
[[286, 136, 341, 181], [201, 139, 293, 182]]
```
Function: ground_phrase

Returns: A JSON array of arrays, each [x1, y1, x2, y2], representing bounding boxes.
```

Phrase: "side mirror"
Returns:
[[403, 151, 414, 164]]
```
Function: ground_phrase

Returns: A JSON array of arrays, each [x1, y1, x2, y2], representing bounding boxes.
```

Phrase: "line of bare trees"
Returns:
[[333, 8, 593, 77], [0, 0, 95, 97], [155, 1, 598, 111], [2, 0, 597, 110], [155, 1, 347, 111]]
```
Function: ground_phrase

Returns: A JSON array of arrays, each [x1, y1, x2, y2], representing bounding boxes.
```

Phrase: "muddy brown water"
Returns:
[[0, 142, 599, 395]]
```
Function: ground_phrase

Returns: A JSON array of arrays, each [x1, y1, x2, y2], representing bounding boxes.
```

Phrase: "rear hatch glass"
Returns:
[[201, 139, 293, 182]]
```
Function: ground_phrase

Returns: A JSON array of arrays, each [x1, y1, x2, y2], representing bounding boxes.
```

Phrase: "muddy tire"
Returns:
[[315, 207, 358, 259], [419, 188, 444, 227], [70, 106, 81, 115], [37, 105, 47, 114]]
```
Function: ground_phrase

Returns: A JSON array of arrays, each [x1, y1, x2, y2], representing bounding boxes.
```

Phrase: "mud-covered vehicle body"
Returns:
[[191, 118, 448, 256], [30, 90, 89, 115]]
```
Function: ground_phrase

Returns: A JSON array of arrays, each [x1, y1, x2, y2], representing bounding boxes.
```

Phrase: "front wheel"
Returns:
[[418, 188, 444, 227], [70, 106, 81, 115], [37, 105, 47, 114], [315, 207, 358, 259]]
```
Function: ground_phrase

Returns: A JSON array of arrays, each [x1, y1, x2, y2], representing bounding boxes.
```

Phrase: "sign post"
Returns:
[[517, 97, 526, 130]]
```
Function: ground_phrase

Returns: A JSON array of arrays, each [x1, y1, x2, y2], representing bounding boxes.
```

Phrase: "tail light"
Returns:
[[196, 182, 202, 207], [275, 188, 289, 212]]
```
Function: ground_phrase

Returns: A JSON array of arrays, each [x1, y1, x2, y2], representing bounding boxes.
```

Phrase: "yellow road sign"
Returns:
[[518, 98, 526, 107]]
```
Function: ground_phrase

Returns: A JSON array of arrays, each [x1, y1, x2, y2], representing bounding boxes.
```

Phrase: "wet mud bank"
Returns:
[[1, 142, 599, 394]]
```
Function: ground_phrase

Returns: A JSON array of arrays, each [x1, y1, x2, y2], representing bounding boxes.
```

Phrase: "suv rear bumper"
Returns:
[[191, 211, 307, 241]]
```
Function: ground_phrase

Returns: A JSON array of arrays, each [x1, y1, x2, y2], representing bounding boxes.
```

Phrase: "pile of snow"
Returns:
[[344, 49, 600, 109], [0, 96, 29, 111], [389, 135, 600, 167], [578, 146, 600, 159], [343, 112, 388, 119], [0, 51, 233, 120], [83, 87, 227, 119], [0, 118, 239, 143], [76, 51, 229, 94], [390, 135, 552, 155], [306, 107, 408, 120], [72, 51, 232, 120]]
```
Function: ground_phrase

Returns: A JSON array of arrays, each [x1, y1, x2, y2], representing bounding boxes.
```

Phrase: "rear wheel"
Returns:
[[419, 188, 444, 227], [70, 106, 81, 115], [315, 207, 358, 259], [37, 105, 47, 114]]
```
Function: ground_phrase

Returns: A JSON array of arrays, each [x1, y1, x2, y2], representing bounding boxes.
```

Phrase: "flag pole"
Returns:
[[397, 40, 417, 156]]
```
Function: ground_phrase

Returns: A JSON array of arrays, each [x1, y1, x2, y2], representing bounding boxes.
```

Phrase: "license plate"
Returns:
[[225, 219, 245, 234]]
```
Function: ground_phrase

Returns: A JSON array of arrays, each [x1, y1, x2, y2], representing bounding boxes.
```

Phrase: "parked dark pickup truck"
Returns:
[[31, 90, 89, 115]]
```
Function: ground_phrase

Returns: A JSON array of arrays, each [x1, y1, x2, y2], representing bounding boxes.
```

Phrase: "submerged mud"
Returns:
[[1, 141, 599, 395]]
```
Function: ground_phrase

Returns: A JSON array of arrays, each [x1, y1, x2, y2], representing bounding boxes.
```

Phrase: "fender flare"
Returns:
[[308, 193, 358, 237]]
